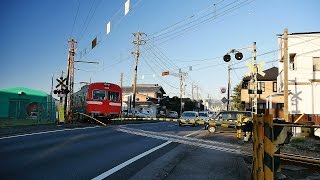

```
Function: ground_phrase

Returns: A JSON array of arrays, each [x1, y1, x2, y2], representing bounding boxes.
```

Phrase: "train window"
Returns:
[[108, 91, 120, 102], [92, 90, 106, 100]]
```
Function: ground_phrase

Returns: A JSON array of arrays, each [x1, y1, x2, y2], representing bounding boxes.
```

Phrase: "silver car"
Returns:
[[179, 111, 199, 126], [198, 111, 210, 122]]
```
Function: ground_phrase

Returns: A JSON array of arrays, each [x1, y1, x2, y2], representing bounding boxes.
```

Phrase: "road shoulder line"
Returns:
[[0, 126, 100, 140]]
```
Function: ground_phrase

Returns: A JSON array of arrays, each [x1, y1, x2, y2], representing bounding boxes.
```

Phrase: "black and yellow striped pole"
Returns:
[[264, 116, 291, 179], [236, 114, 243, 139], [252, 114, 264, 180], [263, 115, 276, 179]]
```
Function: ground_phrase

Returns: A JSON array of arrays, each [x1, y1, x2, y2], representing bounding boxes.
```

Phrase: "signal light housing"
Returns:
[[235, 52, 243, 60], [223, 54, 231, 62]]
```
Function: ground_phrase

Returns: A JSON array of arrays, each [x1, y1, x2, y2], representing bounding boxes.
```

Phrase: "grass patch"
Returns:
[[0, 119, 54, 127], [290, 136, 306, 143]]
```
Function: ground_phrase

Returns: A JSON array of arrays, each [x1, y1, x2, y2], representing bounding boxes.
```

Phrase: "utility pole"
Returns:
[[180, 73, 183, 115], [191, 83, 194, 100], [196, 85, 199, 101], [162, 70, 186, 115], [132, 32, 146, 109], [227, 62, 231, 111], [120, 72, 123, 88], [65, 39, 77, 116], [283, 28, 289, 122]]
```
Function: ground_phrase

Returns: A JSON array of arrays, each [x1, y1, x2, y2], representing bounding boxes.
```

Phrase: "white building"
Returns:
[[277, 32, 320, 124]]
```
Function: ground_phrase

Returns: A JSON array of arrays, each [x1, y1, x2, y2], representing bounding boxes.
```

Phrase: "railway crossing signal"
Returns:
[[54, 76, 69, 95], [223, 49, 243, 62], [55, 77, 67, 88], [245, 61, 265, 77]]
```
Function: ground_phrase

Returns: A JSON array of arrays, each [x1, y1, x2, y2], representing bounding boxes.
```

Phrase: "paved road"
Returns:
[[0, 122, 250, 180]]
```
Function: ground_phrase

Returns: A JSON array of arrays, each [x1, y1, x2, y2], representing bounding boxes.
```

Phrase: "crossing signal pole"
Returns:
[[132, 32, 146, 109], [227, 62, 231, 110], [223, 49, 243, 110], [54, 71, 67, 123], [253, 42, 258, 114], [244, 42, 265, 115]]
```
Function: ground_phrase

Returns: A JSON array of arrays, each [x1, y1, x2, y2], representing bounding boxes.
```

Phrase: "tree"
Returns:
[[183, 99, 196, 111], [231, 82, 244, 110]]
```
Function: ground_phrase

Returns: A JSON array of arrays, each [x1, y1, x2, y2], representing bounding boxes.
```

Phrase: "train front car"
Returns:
[[86, 82, 122, 119]]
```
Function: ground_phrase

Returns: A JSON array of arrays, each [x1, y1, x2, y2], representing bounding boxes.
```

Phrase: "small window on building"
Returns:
[[273, 82, 277, 92], [258, 82, 265, 92], [258, 103, 266, 109], [313, 57, 320, 71], [242, 81, 249, 89], [276, 103, 284, 109], [289, 53, 296, 70]]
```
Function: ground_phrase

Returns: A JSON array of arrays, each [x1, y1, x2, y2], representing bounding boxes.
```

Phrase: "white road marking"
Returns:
[[184, 131, 198, 137], [0, 126, 100, 140], [92, 141, 172, 180], [92, 130, 198, 180], [119, 121, 167, 127]]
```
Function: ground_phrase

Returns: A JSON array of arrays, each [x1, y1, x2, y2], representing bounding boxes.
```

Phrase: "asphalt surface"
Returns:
[[0, 122, 250, 180]]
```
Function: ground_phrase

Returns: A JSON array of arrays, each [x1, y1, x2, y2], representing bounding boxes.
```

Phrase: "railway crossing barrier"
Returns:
[[75, 112, 241, 132], [252, 114, 320, 180]]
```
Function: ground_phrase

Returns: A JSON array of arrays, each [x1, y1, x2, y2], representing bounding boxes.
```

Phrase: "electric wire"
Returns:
[[70, 0, 81, 38], [140, 55, 180, 89]]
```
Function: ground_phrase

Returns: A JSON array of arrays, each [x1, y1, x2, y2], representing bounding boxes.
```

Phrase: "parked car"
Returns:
[[168, 111, 178, 118], [208, 111, 216, 118], [206, 111, 252, 133], [179, 111, 199, 126], [134, 110, 152, 118], [198, 111, 210, 121]]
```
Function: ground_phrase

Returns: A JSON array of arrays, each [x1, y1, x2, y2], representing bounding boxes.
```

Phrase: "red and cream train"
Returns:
[[72, 82, 122, 119]]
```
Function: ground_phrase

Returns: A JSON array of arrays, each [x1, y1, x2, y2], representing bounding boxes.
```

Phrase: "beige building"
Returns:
[[122, 84, 166, 117], [241, 67, 284, 117]]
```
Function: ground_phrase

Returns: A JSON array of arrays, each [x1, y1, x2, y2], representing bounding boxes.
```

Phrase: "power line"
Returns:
[[152, 44, 179, 69], [230, 36, 320, 67], [77, 1, 143, 61], [140, 55, 179, 89], [78, 0, 103, 41], [70, 0, 81, 38], [142, 44, 172, 71], [147, 0, 225, 38], [147, 0, 237, 41], [148, 0, 253, 45]]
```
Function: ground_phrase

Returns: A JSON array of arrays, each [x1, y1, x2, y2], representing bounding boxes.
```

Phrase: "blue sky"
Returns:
[[1, 0, 319, 100]]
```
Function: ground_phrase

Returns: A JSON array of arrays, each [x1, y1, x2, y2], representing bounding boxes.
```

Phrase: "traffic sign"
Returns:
[[220, 87, 227, 94], [55, 77, 67, 88], [162, 71, 170, 76], [221, 97, 228, 104]]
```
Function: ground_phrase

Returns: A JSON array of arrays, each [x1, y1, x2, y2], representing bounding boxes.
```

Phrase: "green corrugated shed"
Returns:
[[0, 87, 56, 121]]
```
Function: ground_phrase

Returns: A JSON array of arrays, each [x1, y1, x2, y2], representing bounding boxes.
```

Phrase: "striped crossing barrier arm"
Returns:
[[110, 117, 237, 129]]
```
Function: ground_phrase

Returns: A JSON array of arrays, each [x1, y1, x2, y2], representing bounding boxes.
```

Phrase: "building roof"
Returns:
[[122, 84, 166, 94], [243, 67, 278, 81], [0, 87, 48, 97]]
